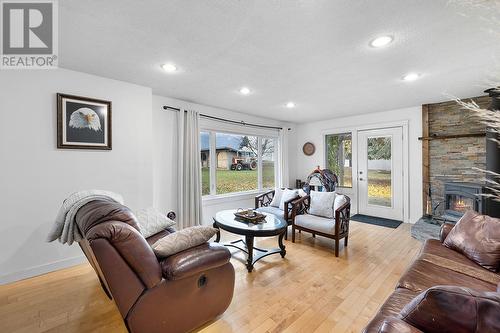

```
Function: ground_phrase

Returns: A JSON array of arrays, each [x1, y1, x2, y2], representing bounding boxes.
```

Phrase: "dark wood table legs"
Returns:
[[214, 221, 221, 242], [213, 221, 286, 273], [278, 231, 286, 258], [245, 235, 254, 272]]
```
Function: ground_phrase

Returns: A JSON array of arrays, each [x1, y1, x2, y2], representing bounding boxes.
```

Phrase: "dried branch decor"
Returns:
[[447, 0, 500, 203], [451, 98, 500, 202]]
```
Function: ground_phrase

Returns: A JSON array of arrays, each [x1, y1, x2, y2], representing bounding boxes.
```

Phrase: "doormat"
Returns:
[[351, 214, 402, 229]]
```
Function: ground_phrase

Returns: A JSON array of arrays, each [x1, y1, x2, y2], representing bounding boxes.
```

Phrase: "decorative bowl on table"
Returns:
[[234, 209, 266, 224]]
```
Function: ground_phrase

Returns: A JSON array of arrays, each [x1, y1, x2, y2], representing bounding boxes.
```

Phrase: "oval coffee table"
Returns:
[[213, 210, 287, 272]]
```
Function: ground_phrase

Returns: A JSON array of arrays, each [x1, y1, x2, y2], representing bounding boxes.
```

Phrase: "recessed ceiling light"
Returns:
[[161, 63, 178, 73], [402, 72, 421, 81], [239, 87, 251, 95], [370, 35, 393, 48], [285, 102, 296, 108]]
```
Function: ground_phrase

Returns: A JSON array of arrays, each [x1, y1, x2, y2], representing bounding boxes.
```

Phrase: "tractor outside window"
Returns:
[[200, 131, 278, 196]]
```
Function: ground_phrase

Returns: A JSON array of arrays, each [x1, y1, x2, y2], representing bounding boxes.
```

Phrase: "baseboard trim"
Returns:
[[0, 255, 86, 285]]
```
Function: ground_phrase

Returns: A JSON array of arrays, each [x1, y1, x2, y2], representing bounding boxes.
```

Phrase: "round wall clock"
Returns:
[[302, 142, 315, 156]]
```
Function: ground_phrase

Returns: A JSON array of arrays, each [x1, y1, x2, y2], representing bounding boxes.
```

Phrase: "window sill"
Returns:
[[202, 190, 268, 206]]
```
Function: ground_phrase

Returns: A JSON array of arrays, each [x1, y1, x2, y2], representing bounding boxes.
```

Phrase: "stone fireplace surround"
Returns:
[[424, 95, 490, 218], [412, 95, 492, 241]]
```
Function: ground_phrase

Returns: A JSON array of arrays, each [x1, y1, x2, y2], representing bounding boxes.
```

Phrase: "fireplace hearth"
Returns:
[[443, 182, 485, 222], [412, 182, 486, 241]]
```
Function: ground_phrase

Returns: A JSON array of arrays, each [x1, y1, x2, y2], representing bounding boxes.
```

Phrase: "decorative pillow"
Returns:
[[309, 190, 336, 218], [398, 285, 500, 333], [298, 189, 308, 197], [279, 189, 298, 210], [135, 207, 176, 238], [270, 188, 283, 208], [334, 194, 347, 212], [152, 226, 218, 258], [443, 210, 500, 272]]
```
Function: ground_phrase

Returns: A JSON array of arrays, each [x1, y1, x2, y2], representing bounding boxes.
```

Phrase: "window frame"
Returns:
[[200, 127, 279, 199], [324, 131, 353, 189]]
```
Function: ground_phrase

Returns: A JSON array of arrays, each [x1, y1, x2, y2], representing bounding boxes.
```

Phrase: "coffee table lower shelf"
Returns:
[[213, 224, 286, 273], [224, 237, 286, 272]]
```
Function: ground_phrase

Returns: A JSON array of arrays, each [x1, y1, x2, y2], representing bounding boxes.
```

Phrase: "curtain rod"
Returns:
[[163, 105, 288, 131]]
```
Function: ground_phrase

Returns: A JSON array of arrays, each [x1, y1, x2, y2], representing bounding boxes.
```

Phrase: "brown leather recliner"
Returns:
[[75, 200, 235, 333]]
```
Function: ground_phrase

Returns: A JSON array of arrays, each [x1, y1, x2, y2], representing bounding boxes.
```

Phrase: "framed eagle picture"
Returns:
[[57, 93, 112, 150]]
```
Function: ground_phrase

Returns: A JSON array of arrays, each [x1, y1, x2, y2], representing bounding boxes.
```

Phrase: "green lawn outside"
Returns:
[[202, 163, 275, 195], [339, 167, 392, 207], [202, 166, 390, 206]]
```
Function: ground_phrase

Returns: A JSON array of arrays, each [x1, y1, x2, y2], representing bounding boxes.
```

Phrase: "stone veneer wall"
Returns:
[[428, 96, 489, 215]]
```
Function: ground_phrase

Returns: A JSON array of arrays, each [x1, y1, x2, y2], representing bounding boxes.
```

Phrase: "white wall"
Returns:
[[0, 69, 154, 284], [0, 68, 421, 285], [0, 72, 292, 284], [152, 95, 295, 225], [293, 107, 422, 223], [152, 96, 178, 213]]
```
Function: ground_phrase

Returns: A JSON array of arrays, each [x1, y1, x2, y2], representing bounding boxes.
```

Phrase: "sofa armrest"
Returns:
[[379, 318, 423, 333], [399, 285, 500, 333], [255, 189, 275, 208], [290, 195, 310, 222], [439, 223, 454, 243], [283, 195, 300, 221], [160, 243, 231, 281], [334, 196, 351, 236]]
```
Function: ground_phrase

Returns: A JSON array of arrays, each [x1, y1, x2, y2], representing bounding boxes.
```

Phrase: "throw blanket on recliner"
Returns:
[[47, 190, 124, 245]]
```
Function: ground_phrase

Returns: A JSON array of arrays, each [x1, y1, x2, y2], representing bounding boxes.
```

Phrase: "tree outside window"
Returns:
[[326, 133, 352, 187]]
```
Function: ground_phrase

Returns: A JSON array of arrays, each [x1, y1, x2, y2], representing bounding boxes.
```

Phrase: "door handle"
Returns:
[[359, 178, 364, 181]]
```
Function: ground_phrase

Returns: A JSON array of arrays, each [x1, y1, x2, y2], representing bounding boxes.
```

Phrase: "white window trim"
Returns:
[[200, 125, 279, 200], [202, 189, 265, 206]]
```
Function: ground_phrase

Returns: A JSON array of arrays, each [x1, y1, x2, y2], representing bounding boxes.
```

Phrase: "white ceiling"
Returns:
[[59, 0, 500, 123]]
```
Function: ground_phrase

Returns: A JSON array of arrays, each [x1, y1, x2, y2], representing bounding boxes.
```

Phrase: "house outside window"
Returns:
[[200, 131, 278, 196]]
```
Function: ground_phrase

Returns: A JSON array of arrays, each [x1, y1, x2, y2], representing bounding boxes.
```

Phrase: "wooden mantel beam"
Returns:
[[418, 133, 486, 140]]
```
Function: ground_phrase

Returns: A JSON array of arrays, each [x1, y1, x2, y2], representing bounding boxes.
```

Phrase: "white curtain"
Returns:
[[278, 128, 289, 188], [177, 109, 202, 228]]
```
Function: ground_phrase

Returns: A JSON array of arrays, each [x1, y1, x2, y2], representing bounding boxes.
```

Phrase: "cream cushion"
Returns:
[[256, 206, 286, 224], [270, 188, 283, 208], [309, 190, 336, 218], [152, 226, 217, 258], [334, 194, 348, 212], [135, 207, 176, 238], [298, 189, 308, 197], [294, 214, 335, 235], [279, 189, 298, 210]]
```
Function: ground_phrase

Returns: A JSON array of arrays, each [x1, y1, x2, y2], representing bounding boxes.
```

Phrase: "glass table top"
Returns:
[[214, 209, 287, 232]]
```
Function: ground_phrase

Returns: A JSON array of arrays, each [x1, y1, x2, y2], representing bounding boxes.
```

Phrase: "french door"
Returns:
[[357, 127, 403, 221]]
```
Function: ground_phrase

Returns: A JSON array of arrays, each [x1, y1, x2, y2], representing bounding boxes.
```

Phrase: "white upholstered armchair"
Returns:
[[291, 192, 351, 256]]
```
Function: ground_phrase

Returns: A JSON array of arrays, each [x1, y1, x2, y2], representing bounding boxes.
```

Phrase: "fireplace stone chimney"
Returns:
[[484, 87, 500, 218]]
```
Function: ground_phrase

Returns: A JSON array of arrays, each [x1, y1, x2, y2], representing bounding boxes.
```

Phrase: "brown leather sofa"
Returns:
[[75, 200, 235, 333], [363, 222, 500, 333]]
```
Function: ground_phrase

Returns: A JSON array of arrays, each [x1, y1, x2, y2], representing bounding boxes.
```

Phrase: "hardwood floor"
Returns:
[[0, 221, 421, 333]]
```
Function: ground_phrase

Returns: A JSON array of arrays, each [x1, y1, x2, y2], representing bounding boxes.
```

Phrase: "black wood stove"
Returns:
[[443, 182, 486, 222]]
